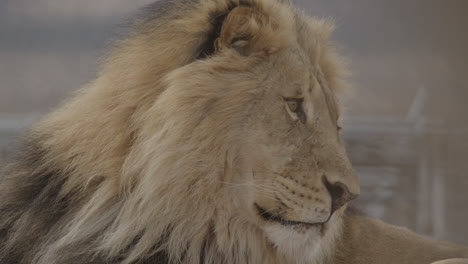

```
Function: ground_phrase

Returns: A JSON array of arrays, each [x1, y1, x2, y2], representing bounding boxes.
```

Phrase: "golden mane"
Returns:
[[0, 1, 343, 263]]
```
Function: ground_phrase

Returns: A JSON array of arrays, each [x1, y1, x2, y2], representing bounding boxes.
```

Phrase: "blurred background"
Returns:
[[0, 0, 467, 243]]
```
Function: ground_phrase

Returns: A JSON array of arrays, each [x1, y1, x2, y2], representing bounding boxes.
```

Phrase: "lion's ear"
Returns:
[[214, 6, 267, 56]]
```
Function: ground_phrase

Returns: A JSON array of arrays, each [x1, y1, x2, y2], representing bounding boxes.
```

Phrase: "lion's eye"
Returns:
[[286, 100, 298, 112], [284, 98, 306, 123], [285, 98, 303, 113]]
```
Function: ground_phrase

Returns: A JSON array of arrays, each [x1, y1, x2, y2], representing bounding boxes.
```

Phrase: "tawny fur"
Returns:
[[0, 0, 467, 264]]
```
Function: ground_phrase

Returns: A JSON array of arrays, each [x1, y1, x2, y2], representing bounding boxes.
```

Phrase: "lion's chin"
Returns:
[[264, 223, 324, 263], [261, 212, 344, 263]]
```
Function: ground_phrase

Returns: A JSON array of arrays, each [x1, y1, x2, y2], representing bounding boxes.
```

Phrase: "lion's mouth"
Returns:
[[254, 203, 327, 228]]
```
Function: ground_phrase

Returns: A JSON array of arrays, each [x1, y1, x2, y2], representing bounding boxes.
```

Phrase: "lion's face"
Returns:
[[171, 3, 362, 259], [143, 2, 362, 261], [233, 45, 360, 256]]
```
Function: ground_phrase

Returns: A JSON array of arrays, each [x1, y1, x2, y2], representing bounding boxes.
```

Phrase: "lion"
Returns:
[[0, 0, 467, 263]]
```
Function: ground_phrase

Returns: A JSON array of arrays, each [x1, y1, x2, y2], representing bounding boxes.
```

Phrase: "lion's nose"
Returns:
[[322, 175, 359, 212]]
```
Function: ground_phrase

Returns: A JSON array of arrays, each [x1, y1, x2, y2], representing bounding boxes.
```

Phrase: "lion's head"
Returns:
[[0, 0, 359, 263], [198, 3, 361, 261]]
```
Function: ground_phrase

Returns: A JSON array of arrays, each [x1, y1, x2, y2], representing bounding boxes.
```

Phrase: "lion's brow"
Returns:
[[316, 68, 339, 123]]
